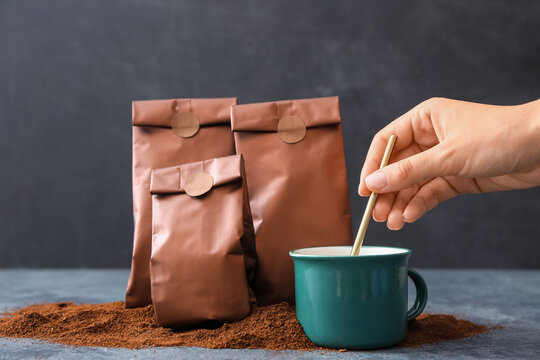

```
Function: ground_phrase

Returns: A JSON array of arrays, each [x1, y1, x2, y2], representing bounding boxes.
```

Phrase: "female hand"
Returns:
[[358, 97, 540, 230]]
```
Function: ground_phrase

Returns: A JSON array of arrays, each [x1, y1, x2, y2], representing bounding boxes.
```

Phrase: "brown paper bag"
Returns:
[[149, 154, 256, 328], [231, 96, 353, 305], [126, 98, 237, 308]]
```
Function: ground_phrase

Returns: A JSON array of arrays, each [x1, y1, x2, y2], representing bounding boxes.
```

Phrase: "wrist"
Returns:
[[519, 99, 540, 168], [528, 99, 540, 134]]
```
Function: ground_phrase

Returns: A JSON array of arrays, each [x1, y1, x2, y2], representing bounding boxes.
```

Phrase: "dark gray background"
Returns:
[[1, 0, 539, 268]]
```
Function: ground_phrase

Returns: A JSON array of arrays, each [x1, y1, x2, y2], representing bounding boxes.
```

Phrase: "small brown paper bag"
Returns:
[[231, 96, 353, 305], [149, 154, 256, 328], [127, 98, 237, 308]]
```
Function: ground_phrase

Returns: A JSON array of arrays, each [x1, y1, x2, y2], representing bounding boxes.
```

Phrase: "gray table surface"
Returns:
[[0, 269, 539, 359]]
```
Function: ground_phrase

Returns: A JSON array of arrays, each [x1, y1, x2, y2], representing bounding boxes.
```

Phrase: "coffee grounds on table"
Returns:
[[0, 302, 490, 350]]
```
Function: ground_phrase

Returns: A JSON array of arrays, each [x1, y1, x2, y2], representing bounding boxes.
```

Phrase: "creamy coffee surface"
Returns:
[[292, 246, 409, 256]]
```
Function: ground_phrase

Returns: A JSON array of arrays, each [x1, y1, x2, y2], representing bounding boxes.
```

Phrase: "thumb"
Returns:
[[365, 147, 444, 193]]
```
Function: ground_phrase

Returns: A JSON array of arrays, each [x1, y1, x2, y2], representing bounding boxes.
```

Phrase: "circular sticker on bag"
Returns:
[[184, 172, 214, 197], [277, 116, 306, 144], [171, 112, 200, 138]]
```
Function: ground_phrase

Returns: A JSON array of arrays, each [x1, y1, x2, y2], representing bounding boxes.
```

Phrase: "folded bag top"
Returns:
[[150, 155, 243, 195], [133, 98, 235, 128], [230, 96, 341, 133]]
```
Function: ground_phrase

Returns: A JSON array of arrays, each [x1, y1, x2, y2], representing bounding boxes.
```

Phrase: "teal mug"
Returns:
[[289, 246, 427, 349]]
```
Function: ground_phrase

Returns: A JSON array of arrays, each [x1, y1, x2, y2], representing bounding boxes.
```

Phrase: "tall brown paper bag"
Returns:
[[231, 96, 353, 305], [127, 98, 236, 307]]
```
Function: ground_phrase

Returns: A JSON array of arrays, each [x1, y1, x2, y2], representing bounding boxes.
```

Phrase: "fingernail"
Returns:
[[366, 171, 387, 190], [388, 222, 403, 231], [387, 223, 400, 231]]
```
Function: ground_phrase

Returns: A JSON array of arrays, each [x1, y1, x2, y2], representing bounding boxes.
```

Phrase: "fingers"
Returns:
[[386, 184, 421, 230], [376, 177, 458, 230], [370, 143, 426, 224], [402, 177, 459, 223], [359, 157, 380, 196], [372, 193, 395, 222], [359, 99, 441, 196], [358, 98, 463, 228], [365, 145, 446, 193], [358, 108, 419, 196]]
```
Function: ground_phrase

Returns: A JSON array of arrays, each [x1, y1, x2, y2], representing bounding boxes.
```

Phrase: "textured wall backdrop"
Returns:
[[1, 0, 539, 268]]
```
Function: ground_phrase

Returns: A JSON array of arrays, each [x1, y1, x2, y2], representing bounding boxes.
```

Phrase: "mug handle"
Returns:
[[407, 268, 428, 321]]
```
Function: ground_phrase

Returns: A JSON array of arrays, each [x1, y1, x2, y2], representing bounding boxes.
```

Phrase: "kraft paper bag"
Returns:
[[231, 96, 353, 305], [149, 154, 256, 328], [126, 98, 237, 308]]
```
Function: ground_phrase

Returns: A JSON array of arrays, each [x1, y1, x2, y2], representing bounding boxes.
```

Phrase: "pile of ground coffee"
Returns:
[[0, 302, 489, 350]]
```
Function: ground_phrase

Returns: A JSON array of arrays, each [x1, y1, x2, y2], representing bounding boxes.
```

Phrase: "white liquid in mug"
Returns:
[[291, 246, 409, 256]]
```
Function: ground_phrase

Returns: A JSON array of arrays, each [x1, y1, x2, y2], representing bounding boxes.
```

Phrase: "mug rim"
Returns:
[[289, 245, 411, 259]]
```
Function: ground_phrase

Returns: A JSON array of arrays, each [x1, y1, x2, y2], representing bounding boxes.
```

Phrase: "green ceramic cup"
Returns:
[[289, 246, 428, 349]]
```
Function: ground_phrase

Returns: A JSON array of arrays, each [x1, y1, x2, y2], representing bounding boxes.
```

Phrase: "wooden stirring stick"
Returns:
[[351, 135, 397, 256]]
